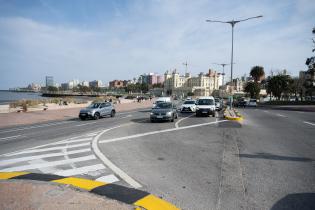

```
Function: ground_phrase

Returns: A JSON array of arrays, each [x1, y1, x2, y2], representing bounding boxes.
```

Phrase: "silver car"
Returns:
[[79, 102, 115, 120], [150, 102, 178, 122]]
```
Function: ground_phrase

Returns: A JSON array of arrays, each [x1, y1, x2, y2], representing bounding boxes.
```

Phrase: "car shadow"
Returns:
[[271, 193, 315, 210], [238, 152, 313, 162], [130, 118, 150, 123]]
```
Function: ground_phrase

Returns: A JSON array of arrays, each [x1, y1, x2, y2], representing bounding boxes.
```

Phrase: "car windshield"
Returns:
[[88, 103, 101, 108], [197, 99, 214, 105], [184, 101, 195, 104], [215, 99, 219, 102], [155, 103, 172, 109]]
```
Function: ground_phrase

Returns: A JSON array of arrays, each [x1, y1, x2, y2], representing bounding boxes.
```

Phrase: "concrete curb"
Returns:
[[0, 172, 179, 210], [223, 109, 243, 121]]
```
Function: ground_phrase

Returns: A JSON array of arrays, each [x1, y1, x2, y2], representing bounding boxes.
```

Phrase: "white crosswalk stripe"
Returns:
[[55, 164, 106, 176], [0, 133, 120, 184], [6, 142, 90, 156], [0, 148, 91, 167]]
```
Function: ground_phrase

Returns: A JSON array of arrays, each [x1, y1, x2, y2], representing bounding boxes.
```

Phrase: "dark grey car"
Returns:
[[79, 102, 115, 120], [150, 102, 178, 122]]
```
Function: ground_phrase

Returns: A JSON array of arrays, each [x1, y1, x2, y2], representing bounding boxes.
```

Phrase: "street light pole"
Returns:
[[212, 63, 232, 85], [206, 15, 263, 91]]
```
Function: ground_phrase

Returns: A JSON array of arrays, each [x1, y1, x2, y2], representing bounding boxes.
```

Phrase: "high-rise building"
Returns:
[[45, 76, 54, 87]]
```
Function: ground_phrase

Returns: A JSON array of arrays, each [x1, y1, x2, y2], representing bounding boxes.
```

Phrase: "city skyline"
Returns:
[[1, 0, 314, 89]]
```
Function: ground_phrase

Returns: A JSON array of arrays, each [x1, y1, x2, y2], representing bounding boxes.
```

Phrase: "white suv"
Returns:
[[195, 96, 216, 117]]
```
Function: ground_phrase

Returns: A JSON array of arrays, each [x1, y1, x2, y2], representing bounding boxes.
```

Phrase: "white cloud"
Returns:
[[0, 0, 314, 88]]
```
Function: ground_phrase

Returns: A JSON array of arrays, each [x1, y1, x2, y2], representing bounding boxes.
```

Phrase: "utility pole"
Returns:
[[183, 61, 188, 74], [207, 16, 262, 108], [206, 15, 263, 92], [212, 63, 232, 85]]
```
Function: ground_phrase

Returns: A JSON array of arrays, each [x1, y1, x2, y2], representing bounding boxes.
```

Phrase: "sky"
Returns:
[[0, 0, 314, 89]]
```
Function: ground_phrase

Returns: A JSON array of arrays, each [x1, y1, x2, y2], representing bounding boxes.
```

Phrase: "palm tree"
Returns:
[[250, 66, 265, 82]]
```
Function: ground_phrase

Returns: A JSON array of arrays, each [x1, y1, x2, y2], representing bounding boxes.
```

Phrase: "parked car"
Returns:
[[247, 99, 257, 107], [195, 96, 216, 117], [150, 102, 178, 122], [180, 100, 196, 113], [237, 101, 247, 108], [79, 102, 115, 120], [152, 97, 171, 108], [214, 98, 223, 111]]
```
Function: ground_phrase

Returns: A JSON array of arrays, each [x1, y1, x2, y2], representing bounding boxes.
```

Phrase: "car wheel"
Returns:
[[170, 115, 174, 122], [111, 110, 115, 117], [212, 113, 216, 117], [94, 112, 100, 120], [80, 117, 86, 120], [150, 119, 155, 123], [175, 113, 178, 119]]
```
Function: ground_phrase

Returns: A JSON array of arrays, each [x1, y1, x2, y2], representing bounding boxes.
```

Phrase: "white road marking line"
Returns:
[[0, 148, 91, 166], [55, 164, 106, 176], [276, 114, 286, 117], [99, 120, 227, 144], [263, 110, 269, 113], [303, 121, 315, 126], [92, 123, 142, 189], [5, 142, 90, 156], [0, 148, 91, 167], [175, 114, 194, 128], [29, 159, 58, 174], [96, 174, 119, 183], [50, 138, 92, 145], [62, 147, 75, 169], [0, 121, 73, 134], [76, 122, 97, 127], [0, 155, 96, 172], [0, 130, 103, 157], [0, 135, 23, 141]]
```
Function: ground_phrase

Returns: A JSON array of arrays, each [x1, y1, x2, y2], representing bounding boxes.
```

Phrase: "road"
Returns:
[[0, 107, 314, 210]]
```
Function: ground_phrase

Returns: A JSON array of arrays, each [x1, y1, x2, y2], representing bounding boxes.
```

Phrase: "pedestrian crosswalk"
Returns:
[[0, 132, 120, 184]]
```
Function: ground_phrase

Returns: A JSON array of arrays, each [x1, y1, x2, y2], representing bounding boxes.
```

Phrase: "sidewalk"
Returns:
[[0, 100, 153, 128], [0, 180, 132, 210]]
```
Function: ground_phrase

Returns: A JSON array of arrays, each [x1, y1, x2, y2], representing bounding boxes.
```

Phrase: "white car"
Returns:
[[180, 100, 196, 113], [196, 96, 216, 117], [153, 97, 171, 108], [247, 99, 257, 107]]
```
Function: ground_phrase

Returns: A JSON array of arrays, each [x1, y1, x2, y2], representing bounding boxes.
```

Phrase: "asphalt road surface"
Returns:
[[0, 107, 314, 210]]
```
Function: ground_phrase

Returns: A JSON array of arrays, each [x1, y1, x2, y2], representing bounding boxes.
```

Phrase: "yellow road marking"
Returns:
[[53, 177, 107, 191], [0, 172, 29, 179], [134, 194, 180, 210]]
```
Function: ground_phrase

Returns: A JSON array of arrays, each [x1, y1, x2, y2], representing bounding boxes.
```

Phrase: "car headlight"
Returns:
[[87, 111, 92, 114], [196, 107, 199, 110], [150, 112, 154, 115], [166, 111, 172, 116]]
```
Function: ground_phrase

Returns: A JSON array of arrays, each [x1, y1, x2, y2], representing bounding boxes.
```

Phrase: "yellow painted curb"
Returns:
[[0, 172, 180, 210]]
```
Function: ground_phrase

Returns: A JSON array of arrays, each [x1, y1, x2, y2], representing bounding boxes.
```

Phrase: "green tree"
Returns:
[[79, 85, 91, 93], [266, 75, 291, 100], [187, 92, 194, 96], [244, 81, 261, 99], [250, 66, 265, 82], [47, 86, 58, 92]]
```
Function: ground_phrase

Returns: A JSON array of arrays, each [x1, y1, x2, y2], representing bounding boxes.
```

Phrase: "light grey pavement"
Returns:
[[0, 105, 314, 210], [97, 108, 315, 210]]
